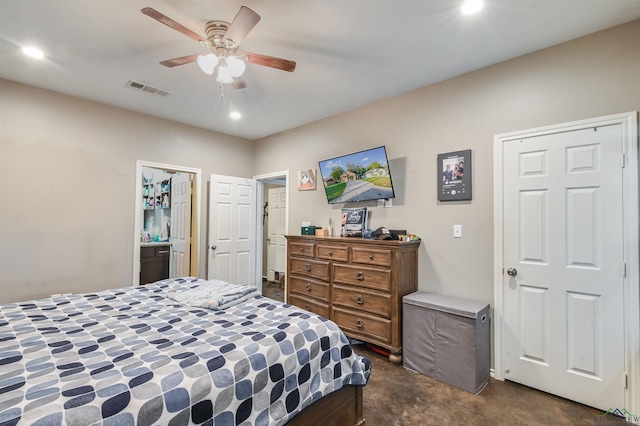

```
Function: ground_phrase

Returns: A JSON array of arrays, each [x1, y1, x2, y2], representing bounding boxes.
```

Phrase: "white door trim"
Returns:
[[493, 112, 639, 413], [253, 171, 290, 291], [133, 160, 202, 285]]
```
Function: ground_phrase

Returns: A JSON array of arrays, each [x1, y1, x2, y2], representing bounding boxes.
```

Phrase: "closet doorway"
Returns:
[[133, 161, 202, 285], [255, 171, 289, 299]]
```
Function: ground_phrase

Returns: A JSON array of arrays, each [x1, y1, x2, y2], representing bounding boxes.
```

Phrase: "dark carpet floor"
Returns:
[[261, 280, 629, 425]]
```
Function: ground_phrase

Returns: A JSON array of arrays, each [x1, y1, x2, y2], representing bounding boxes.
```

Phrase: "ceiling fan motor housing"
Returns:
[[204, 21, 235, 49]]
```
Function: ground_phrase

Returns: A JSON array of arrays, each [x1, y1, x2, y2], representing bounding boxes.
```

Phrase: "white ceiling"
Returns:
[[1, 1, 639, 140]]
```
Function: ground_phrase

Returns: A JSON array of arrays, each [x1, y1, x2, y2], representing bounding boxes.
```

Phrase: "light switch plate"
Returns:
[[453, 224, 462, 238]]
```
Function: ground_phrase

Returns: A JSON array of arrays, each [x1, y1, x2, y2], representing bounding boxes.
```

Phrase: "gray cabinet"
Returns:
[[140, 245, 170, 284]]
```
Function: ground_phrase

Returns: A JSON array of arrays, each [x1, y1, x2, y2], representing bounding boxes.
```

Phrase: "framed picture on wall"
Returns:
[[298, 169, 317, 190], [437, 149, 472, 201]]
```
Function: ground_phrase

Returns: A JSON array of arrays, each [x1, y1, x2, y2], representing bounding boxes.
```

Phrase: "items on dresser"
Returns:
[[285, 235, 420, 363], [301, 225, 319, 235]]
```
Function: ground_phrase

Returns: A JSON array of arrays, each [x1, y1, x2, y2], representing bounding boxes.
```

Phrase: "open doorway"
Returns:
[[133, 161, 202, 285], [254, 171, 289, 302]]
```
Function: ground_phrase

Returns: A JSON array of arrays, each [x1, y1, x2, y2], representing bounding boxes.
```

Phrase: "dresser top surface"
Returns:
[[285, 235, 420, 247]]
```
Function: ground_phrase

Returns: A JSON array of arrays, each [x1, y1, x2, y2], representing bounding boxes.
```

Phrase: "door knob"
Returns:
[[211, 245, 217, 251], [507, 267, 517, 277]]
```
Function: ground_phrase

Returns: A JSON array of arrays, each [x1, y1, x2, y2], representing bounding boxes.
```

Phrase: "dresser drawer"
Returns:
[[333, 264, 391, 291], [352, 247, 392, 267], [289, 294, 330, 318], [332, 307, 391, 344], [290, 242, 315, 258], [316, 244, 349, 262], [289, 276, 330, 302], [333, 285, 391, 318], [290, 257, 331, 281]]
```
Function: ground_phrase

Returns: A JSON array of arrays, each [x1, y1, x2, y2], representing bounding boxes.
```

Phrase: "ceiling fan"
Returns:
[[141, 6, 296, 89]]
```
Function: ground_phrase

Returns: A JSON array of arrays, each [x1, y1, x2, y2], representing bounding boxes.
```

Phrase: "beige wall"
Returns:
[[1, 20, 638, 305], [0, 80, 254, 303], [253, 20, 640, 305]]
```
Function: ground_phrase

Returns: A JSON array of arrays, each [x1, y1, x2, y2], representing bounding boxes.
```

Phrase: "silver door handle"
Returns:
[[507, 267, 517, 277], [211, 245, 217, 251]]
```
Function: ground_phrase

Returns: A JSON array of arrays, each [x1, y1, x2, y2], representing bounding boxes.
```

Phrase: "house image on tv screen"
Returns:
[[318, 146, 396, 204]]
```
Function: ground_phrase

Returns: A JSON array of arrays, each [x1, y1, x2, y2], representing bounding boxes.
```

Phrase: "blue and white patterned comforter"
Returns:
[[0, 278, 371, 425]]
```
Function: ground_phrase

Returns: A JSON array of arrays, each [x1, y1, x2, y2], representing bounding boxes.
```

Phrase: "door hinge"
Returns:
[[621, 153, 626, 168], [621, 262, 627, 277], [624, 373, 628, 389]]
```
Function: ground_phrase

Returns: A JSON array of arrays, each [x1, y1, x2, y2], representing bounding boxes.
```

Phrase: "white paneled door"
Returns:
[[208, 174, 257, 286], [267, 187, 287, 282], [502, 124, 625, 410], [170, 172, 192, 278]]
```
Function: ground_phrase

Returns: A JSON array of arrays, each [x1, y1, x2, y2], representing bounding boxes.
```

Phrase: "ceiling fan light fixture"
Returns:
[[227, 56, 246, 77], [216, 66, 234, 84], [197, 54, 218, 75], [142, 6, 296, 88]]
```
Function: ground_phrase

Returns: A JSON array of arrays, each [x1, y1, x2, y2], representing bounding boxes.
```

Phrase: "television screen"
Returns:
[[318, 146, 396, 204]]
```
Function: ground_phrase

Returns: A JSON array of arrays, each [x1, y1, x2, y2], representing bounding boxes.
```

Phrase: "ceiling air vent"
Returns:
[[126, 80, 171, 97]]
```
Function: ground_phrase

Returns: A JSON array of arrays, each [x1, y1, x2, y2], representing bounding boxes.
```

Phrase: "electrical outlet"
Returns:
[[453, 224, 462, 238]]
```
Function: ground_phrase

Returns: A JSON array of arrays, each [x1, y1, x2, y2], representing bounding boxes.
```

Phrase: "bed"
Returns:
[[0, 278, 370, 425]]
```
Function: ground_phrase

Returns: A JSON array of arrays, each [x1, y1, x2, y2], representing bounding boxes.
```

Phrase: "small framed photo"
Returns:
[[298, 169, 317, 191], [437, 149, 472, 201]]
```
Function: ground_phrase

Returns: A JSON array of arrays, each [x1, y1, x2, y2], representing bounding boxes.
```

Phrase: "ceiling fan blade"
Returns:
[[241, 52, 296, 72], [232, 77, 247, 89], [223, 6, 261, 48], [159, 54, 199, 68], [141, 7, 206, 44]]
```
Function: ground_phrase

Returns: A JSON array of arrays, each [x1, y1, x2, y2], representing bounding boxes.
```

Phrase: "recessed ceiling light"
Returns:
[[229, 111, 242, 120], [461, 0, 484, 15], [22, 46, 45, 60]]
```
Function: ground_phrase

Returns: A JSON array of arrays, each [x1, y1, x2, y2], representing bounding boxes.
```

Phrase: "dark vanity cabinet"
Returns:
[[140, 244, 170, 284]]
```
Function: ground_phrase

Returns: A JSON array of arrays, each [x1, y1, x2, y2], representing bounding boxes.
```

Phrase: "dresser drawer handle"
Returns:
[[305, 264, 312, 272], [328, 251, 333, 256], [356, 295, 364, 305], [305, 304, 311, 311], [355, 319, 363, 328], [306, 283, 312, 291], [356, 271, 364, 281], [368, 254, 373, 260]]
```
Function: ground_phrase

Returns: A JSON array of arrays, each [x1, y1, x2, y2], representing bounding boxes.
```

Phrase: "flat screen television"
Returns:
[[318, 145, 396, 204]]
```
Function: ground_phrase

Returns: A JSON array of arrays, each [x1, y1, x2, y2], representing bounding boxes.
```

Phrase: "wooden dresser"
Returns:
[[285, 235, 420, 363]]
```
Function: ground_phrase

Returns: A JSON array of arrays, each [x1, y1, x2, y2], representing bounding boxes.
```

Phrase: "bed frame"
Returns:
[[288, 385, 364, 425]]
